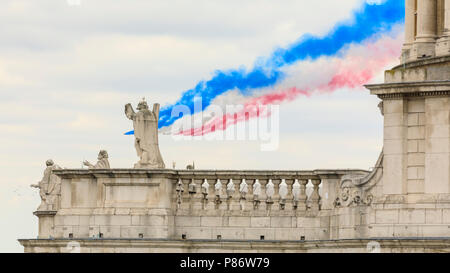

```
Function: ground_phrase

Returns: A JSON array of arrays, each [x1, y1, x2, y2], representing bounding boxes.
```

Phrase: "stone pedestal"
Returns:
[[40, 169, 176, 240], [436, 36, 450, 57], [33, 211, 57, 239]]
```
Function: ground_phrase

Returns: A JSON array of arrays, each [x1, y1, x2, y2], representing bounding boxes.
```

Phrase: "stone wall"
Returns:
[[33, 169, 370, 243]]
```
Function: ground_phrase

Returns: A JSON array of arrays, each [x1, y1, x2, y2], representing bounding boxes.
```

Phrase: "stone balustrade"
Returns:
[[50, 169, 368, 216], [170, 169, 370, 217], [175, 176, 321, 214]]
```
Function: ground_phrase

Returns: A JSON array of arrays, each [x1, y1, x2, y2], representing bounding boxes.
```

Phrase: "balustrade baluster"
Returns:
[[193, 179, 203, 210], [180, 179, 190, 210], [231, 179, 241, 210], [201, 179, 209, 209], [278, 179, 288, 210], [220, 179, 228, 210], [310, 179, 321, 211], [298, 179, 308, 211], [214, 179, 222, 209], [206, 179, 215, 210], [266, 179, 276, 210], [285, 179, 294, 210], [260, 179, 268, 211], [239, 179, 248, 210], [245, 178, 253, 211], [252, 179, 261, 210], [292, 179, 300, 210], [225, 179, 234, 210]]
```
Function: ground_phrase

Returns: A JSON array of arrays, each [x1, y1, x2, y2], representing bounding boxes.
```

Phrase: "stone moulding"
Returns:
[[33, 211, 57, 216], [366, 81, 450, 99], [18, 238, 450, 253], [52, 169, 369, 180], [394, 55, 450, 70], [102, 182, 160, 187]]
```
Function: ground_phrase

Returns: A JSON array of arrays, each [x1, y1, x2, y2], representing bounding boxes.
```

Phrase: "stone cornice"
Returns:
[[365, 81, 450, 99], [52, 169, 369, 180], [33, 211, 57, 216]]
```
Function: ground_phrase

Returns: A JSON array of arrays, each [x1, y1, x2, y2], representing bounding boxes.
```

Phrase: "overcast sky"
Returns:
[[0, 0, 396, 252]]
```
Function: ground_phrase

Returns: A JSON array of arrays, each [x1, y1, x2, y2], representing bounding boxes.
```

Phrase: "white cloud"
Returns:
[[0, 124, 35, 135], [0, 65, 28, 87], [62, 114, 108, 131]]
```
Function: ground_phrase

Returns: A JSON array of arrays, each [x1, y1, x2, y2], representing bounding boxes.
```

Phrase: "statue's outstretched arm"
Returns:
[[125, 103, 136, 120], [83, 160, 94, 168], [153, 103, 160, 119]]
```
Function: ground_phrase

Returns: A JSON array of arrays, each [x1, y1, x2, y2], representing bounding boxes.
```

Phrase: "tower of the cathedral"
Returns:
[[367, 0, 450, 200]]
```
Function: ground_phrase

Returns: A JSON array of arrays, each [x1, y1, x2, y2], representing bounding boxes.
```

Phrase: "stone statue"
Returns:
[[83, 150, 110, 169], [125, 98, 165, 169], [377, 101, 384, 116], [30, 159, 62, 211], [186, 161, 195, 170]]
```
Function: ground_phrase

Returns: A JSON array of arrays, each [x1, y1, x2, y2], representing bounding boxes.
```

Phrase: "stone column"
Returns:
[[436, 0, 450, 56], [413, 0, 437, 58], [445, 0, 450, 35], [417, 0, 437, 42], [403, 0, 416, 50]]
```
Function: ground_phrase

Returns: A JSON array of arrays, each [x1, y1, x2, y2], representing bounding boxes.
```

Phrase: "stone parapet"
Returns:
[[29, 168, 371, 243]]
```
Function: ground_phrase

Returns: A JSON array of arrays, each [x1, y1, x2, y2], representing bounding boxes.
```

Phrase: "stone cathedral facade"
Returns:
[[19, 1, 450, 252]]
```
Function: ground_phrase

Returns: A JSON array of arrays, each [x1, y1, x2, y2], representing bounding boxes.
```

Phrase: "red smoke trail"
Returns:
[[177, 35, 402, 136], [177, 88, 311, 136]]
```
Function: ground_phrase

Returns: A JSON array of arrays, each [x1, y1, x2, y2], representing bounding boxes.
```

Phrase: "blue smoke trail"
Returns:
[[127, 0, 404, 134]]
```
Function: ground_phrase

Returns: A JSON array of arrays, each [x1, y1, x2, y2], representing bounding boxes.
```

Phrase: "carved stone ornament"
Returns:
[[333, 151, 383, 208]]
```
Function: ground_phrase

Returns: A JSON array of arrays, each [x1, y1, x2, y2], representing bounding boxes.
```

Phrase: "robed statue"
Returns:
[[83, 150, 110, 169], [125, 98, 165, 169], [31, 159, 62, 211]]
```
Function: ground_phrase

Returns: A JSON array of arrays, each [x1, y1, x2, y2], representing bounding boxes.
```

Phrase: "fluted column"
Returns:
[[403, 0, 416, 50], [416, 0, 437, 42]]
